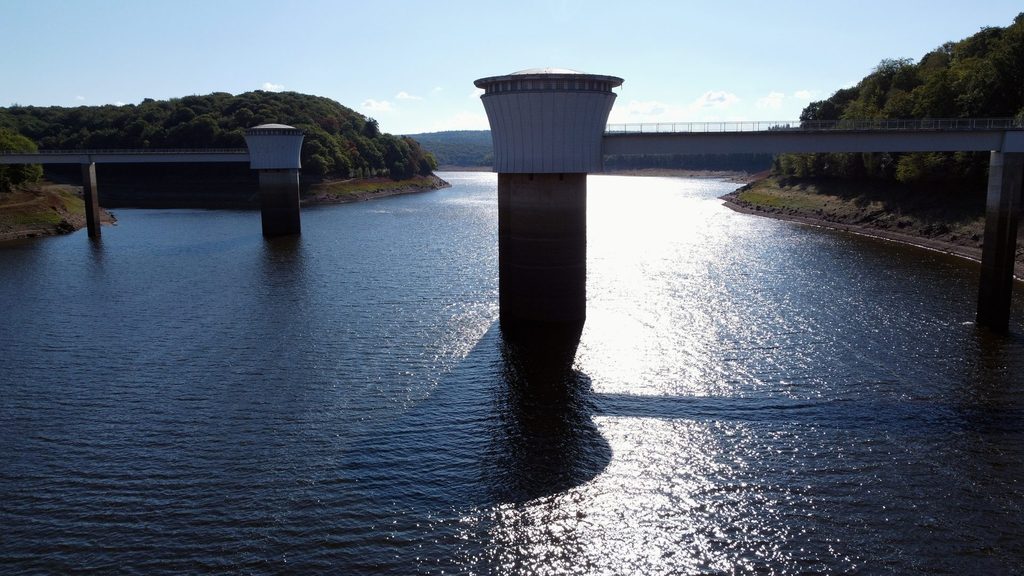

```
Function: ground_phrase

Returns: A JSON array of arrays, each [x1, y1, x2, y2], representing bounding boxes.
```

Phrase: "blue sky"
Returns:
[[2, 0, 1021, 134]]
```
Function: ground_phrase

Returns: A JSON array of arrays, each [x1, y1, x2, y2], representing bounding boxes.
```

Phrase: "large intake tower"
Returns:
[[475, 68, 623, 338]]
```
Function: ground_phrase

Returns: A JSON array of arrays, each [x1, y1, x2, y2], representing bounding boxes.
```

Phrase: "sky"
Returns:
[[2, 0, 1022, 135]]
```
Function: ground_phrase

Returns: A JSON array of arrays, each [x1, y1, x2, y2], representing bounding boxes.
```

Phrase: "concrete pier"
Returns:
[[499, 173, 587, 336], [80, 162, 101, 238], [244, 124, 305, 237], [258, 169, 301, 237], [476, 68, 622, 337], [977, 151, 1024, 331]]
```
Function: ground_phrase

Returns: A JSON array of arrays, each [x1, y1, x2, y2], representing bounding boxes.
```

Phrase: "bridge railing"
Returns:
[[0, 148, 249, 156], [605, 118, 1024, 134]]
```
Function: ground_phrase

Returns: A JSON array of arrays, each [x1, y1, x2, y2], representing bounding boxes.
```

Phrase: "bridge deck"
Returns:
[[0, 149, 249, 165], [603, 118, 1024, 156], [603, 130, 1024, 155]]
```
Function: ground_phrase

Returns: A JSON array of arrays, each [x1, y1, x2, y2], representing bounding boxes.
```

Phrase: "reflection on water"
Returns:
[[1, 173, 1023, 573], [488, 331, 610, 504]]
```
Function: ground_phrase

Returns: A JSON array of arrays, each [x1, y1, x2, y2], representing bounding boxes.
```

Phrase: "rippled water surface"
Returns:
[[2, 172, 1023, 574]]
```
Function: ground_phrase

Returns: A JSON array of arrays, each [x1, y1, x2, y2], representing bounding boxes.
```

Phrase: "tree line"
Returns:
[[0, 128, 42, 192], [0, 91, 437, 182], [776, 12, 1024, 188]]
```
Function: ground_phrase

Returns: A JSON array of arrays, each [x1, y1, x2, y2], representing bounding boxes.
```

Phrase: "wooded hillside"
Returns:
[[0, 91, 436, 181], [778, 13, 1024, 187]]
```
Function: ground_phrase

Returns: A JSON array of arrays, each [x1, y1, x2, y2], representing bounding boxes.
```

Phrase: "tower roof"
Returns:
[[509, 67, 584, 75], [475, 69, 623, 89], [245, 124, 302, 135]]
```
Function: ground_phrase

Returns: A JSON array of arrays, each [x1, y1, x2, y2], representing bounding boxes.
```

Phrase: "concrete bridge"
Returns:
[[475, 68, 1024, 334], [0, 124, 305, 238]]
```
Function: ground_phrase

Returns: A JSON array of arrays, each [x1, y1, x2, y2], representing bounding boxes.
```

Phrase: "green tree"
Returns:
[[0, 128, 43, 192]]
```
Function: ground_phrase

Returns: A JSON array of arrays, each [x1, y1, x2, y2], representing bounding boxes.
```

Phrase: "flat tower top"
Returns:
[[246, 123, 302, 134], [510, 67, 584, 75], [475, 69, 623, 89]]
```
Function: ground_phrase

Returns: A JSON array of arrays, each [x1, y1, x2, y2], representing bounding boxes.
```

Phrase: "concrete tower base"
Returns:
[[259, 169, 301, 237], [81, 162, 101, 239], [498, 173, 587, 339], [977, 151, 1024, 331]]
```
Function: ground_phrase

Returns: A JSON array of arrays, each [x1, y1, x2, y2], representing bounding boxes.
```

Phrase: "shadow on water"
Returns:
[[484, 326, 612, 504], [958, 327, 1024, 433], [382, 323, 613, 509]]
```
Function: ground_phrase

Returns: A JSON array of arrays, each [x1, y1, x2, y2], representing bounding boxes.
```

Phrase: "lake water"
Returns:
[[2, 172, 1023, 574]]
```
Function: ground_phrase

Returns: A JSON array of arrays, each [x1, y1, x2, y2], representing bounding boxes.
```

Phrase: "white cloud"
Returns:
[[756, 91, 785, 109], [469, 88, 485, 99], [74, 95, 85, 101], [607, 99, 690, 124], [431, 110, 489, 131], [690, 91, 739, 110], [395, 91, 422, 101], [114, 101, 126, 106], [625, 100, 667, 116], [432, 86, 443, 93], [262, 82, 285, 92], [793, 89, 814, 100], [361, 99, 394, 113]]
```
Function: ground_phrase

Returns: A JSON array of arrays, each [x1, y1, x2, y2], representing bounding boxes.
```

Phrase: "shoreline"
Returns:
[[720, 197, 987, 262], [720, 177, 1024, 279], [0, 183, 116, 243], [302, 174, 450, 205]]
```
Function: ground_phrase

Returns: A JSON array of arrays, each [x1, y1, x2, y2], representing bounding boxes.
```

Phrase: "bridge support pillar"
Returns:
[[80, 162, 101, 239], [977, 151, 1024, 331], [258, 169, 301, 237], [499, 173, 587, 338], [475, 69, 622, 339]]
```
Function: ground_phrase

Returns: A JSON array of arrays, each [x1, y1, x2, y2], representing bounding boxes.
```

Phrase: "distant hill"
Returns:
[[404, 130, 493, 167], [408, 129, 772, 172]]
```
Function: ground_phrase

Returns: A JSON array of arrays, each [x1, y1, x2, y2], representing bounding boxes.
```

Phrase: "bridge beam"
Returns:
[[977, 151, 1024, 331], [81, 162, 101, 239]]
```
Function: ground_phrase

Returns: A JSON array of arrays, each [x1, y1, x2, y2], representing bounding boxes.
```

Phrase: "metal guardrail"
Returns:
[[605, 118, 1024, 134], [0, 148, 249, 155]]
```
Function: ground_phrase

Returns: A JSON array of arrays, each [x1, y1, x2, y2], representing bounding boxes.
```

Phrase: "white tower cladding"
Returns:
[[244, 124, 304, 170], [474, 68, 623, 173]]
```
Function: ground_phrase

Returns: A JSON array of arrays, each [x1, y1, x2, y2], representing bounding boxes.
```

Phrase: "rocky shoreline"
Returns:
[[303, 174, 450, 205], [0, 183, 116, 242], [721, 176, 1024, 278]]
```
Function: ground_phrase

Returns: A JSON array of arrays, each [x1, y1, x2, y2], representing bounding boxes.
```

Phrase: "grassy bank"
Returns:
[[721, 176, 1023, 274], [0, 183, 115, 242], [304, 174, 450, 204]]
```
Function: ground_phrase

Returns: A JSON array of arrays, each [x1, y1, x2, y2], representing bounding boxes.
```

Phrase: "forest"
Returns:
[[776, 12, 1024, 188], [0, 128, 42, 192], [0, 90, 436, 188]]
